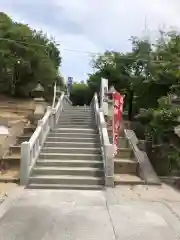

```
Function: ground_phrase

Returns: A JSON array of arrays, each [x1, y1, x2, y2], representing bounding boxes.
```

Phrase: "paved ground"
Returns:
[[0, 185, 180, 240], [0, 183, 18, 204]]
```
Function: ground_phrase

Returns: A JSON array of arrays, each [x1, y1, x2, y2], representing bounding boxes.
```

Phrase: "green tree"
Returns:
[[70, 82, 92, 106], [88, 32, 179, 117], [0, 12, 62, 98]]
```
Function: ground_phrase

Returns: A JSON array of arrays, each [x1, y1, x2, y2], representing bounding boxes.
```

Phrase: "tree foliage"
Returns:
[[135, 99, 180, 143], [87, 30, 180, 110], [0, 12, 62, 98], [70, 82, 92, 106]]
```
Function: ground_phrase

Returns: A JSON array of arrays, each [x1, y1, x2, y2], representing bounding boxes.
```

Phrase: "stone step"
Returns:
[[0, 106, 33, 114], [9, 145, 20, 154], [29, 175, 104, 186], [17, 134, 32, 143], [44, 142, 100, 148], [114, 174, 145, 185], [120, 137, 129, 147], [115, 148, 134, 159], [39, 153, 102, 160], [64, 107, 91, 109], [109, 137, 129, 148], [62, 109, 93, 115], [122, 121, 132, 129], [114, 159, 138, 174], [32, 166, 104, 177], [63, 106, 91, 108], [51, 128, 96, 133], [63, 107, 91, 109], [63, 110, 93, 114], [27, 183, 103, 190], [63, 106, 91, 109], [59, 119, 93, 123], [2, 154, 20, 166], [60, 116, 93, 121], [23, 125, 36, 134], [48, 132, 98, 138], [64, 106, 91, 108], [46, 136, 99, 143], [57, 124, 94, 129], [62, 109, 92, 112], [36, 159, 103, 168], [61, 114, 93, 118], [60, 114, 93, 117], [0, 167, 19, 182], [58, 121, 94, 125], [41, 147, 101, 154]]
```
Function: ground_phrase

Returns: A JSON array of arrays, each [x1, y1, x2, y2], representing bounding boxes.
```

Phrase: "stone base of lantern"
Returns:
[[33, 97, 46, 125]]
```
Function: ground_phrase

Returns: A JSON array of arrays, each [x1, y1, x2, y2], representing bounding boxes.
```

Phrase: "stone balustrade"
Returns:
[[91, 93, 114, 187], [20, 92, 72, 185]]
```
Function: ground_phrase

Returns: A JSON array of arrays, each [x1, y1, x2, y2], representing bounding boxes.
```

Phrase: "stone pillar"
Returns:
[[20, 141, 30, 185], [105, 144, 114, 187]]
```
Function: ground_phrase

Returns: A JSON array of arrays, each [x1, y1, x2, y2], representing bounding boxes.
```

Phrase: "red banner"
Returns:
[[112, 92, 124, 155]]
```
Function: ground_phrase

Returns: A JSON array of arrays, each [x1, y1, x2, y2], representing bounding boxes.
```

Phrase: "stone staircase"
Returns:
[[1, 124, 36, 182], [0, 98, 36, 182], [108, 121, 145, 185], [114, 136, 145, 185], [27, 106, 104, 190]]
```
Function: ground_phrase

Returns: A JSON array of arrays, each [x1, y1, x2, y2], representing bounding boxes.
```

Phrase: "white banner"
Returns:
[[100, 78, 108, 116]]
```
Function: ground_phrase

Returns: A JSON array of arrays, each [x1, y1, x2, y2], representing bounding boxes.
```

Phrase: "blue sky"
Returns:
[[1, 0, 180, 82]]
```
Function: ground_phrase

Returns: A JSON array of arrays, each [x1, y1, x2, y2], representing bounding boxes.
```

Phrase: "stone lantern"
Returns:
[[32, 82, 46, 125]]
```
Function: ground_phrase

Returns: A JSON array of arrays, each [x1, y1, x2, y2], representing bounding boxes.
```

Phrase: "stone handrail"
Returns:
[[92, 93, 114, 187], [124, 129, 161, 185], [20, 92, 71, 185]]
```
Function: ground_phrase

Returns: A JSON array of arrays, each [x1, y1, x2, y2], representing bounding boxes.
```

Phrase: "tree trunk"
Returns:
[[128, 89, 134, 121]]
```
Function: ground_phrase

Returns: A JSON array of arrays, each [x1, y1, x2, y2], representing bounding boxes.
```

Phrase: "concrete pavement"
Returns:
[[0, 186, 180, 239]]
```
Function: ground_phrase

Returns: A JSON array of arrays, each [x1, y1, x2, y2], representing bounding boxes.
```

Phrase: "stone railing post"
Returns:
[[99, 110, 106, 128], [104, 144, 114, 187], [99, 111, 114, 187], [20, 141, 31, 185], [44, 106, 54, 130], [51, 108, 56, 129]]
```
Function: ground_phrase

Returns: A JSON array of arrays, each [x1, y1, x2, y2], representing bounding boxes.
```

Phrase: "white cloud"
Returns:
[[1, 0, 180, 80]]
